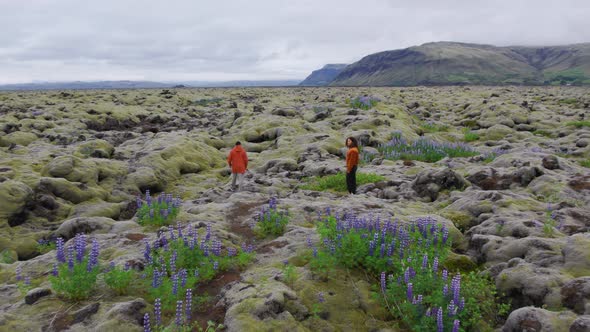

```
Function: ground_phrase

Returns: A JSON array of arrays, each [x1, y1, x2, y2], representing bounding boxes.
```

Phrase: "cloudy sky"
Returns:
[[1, 0, 589, 84]]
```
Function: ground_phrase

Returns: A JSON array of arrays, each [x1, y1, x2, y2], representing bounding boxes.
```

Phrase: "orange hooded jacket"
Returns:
[[227, 145, 248, 174], [346, 147, 359, 173]]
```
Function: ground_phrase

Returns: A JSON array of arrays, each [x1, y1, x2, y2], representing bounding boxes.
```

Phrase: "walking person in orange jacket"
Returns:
[[345, 137, 359, 194], [227, 141, 248, 192]]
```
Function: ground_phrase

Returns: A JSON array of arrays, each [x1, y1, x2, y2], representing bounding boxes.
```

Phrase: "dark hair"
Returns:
[[235, 141, 241, 146], [346, 136, 358, 148]]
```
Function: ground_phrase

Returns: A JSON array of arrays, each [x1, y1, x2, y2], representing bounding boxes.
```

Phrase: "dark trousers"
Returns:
[[346, 166, 357, 194]]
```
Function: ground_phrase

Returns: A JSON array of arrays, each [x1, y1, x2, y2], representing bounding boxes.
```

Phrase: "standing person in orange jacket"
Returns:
[[227, 141, 248, 192], [346, 137, 359, 194]]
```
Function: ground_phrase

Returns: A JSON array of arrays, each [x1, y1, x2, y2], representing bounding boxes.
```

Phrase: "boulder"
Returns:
[[561, 277, 590, 314], [53, 216, 116, 240], [502, 306, 576, 332], [411, 169, 468, 201], [0, 180, 33, 225], [541, 155, 560, 170], [25, 287, 52, 305]]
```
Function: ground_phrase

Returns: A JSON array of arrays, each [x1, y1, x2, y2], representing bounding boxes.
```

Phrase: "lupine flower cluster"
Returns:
[[36, 238, 56, 254], [349, 96, 380, 110], [136, 190, 182, 226], [310, 209, 505, 331], [252, 198, 290, 238], [378, 131, 478, 163], [49, 233, 100, 301], [143, 222, 255, 312], [482, 147, 509, 162]]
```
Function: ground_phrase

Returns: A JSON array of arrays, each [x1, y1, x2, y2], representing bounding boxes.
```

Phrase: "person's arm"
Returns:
[[346, 150, 352, 173], [227, 152, 232, 166], [242, 151, 248, 170]]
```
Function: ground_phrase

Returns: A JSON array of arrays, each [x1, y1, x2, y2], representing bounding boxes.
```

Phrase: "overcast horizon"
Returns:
[[1, 0, 589, 85]]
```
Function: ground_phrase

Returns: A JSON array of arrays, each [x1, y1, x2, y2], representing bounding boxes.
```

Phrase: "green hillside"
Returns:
[[323, 42, 590, 86]]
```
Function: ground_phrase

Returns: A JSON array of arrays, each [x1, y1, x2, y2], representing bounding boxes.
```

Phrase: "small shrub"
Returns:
[[36, 239, 56, 254], [252, 198, 289, 238], [49, 234, 100, 301], [462, 128, 479, 142], [566, 121, 590, 128], [420, 121, 449, 133], [301, 173, 385, 192], [142, 223, 255, 312], [104, 262, 135, 295], [193, 98, 223, 107], [136, 191, 182, 226], [581, 159, 590, 168], [349, 96, 379, 110], [282, 261, 298, 288], [378, 132, 479, 163]]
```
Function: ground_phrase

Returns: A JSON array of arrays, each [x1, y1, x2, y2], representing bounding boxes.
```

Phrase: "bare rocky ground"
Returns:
[[0, 86, 589, 331]]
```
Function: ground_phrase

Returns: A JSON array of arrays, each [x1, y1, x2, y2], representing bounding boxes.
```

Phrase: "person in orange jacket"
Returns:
[[227, 141, 248, 191], [346, 136, 359, 194]]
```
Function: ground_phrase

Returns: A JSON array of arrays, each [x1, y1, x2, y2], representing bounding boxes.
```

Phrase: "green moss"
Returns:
[[444, 252, 477, 273], [440, 210, 473, 231]]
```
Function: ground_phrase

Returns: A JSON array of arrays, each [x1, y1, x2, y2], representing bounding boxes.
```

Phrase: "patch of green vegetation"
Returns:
[[193, 98, 223, 107], [544, 68, 590, 86], [566, 121, 590, 128], [533, 129, 554, 138], [558, 98, 578, 105], [580, 159, 590, 168], [301, 172, 385, 192], [419, 121, 449, 133], [462, 128, 479, 142], [440, 210, 473, 232]]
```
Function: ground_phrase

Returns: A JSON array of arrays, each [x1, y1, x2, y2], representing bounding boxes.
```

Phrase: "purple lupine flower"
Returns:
[[448, 302, 456, 316], [443, 284, 449, 297], [67, 244, 74, 271], [56, 237, 66, 263], [458, 297, 465, 311], [75, 233, 86, 263], [143, 241, 151, 262], [404, 268, 411, 284], [406, 283, 413, 301], [172, 274, 179, 295], [422, 254, 428, 270], [151, 269, 160, 288], [136, 195, 142, 209], [185, 288, 192, 323], [175, 300, 183, 326], [154, 298, 162, 326], [24, 275, 31, 285], [451, 274, 461, 305], [318, 292, 325, 303], [143, 313, 151, 332], [442, 226, 449, 244], [437, 307, 444, 332], [433, 257, 439, 273], [15, 265, 23, 281], [380, 272, 386, 293], [180, 269, 187, 288], [413, 294, 423, 305], [149, 209, 154, 219], [452, 319, 460, 332], [170, 250, 177, 273], [425, 308, 431, 317], [228, 247, 236, 257], [205, 224, 211, 241], [52, 263, 58, 277], [87, 239, 99, 271], [194, 269, 200, 278], [442, 269, 448, 283], [213, 261, 218, 271], [161, 209, 168, 219], [312, 247, 318, 258], [124, 262, 130, 271]]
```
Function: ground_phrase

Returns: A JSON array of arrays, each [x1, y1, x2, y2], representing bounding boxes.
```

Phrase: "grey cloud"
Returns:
[[0, 0, 589, 83]]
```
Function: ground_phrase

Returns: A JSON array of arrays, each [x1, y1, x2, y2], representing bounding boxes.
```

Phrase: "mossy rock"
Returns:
[[484, 124, 513, 141], [0, 131, 38, 147], [38, 177, 107, 204], [440, 209, 474, 232], [0, 180, 33, 223], [75, 139, 114, 159], [69, 199, 123, 219], [13, 236, 39, 260], [42, 155, 100, 184], [444, 252, 477, 273], [0, 248, 18, 263], [123, 167, 165, 193]]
